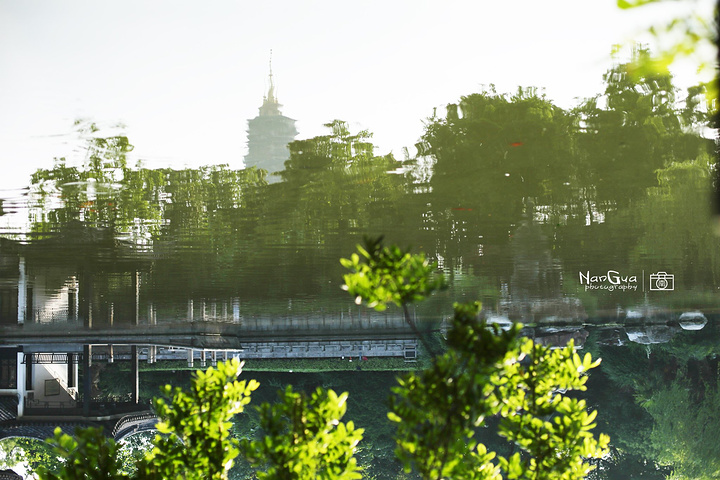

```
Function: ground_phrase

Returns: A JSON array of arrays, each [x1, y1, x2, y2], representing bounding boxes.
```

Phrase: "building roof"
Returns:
[[0, 421, 83, 441], [0, 396, 17, 422], [0, 469, 22, 480]]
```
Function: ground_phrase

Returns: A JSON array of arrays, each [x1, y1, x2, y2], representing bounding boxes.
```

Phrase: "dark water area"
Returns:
[[1, 57, 719, 479]]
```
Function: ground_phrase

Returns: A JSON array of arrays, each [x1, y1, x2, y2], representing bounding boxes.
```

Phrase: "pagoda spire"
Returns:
[[258, 50, 281, 116], [245, 50, 298, 178], [266, 49, 276, 104]]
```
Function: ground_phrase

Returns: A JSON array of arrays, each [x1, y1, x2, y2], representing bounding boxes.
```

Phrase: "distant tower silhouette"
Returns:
[[244, 52, 298, 175]]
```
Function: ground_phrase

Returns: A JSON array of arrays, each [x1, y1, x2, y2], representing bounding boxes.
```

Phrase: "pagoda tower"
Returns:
[[244, 55, 298, 175]]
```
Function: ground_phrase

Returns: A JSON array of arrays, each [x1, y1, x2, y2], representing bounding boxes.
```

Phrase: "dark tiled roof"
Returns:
[[0, 469, 22, 480], [0, 421, 87, 441], [0, 396, 17, 422]]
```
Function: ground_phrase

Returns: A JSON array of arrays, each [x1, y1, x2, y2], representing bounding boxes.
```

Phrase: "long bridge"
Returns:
[[0, 306, 432, 354]]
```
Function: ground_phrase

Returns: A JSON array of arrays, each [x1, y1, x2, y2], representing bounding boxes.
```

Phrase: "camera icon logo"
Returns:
[[649, 272, 674, 291]]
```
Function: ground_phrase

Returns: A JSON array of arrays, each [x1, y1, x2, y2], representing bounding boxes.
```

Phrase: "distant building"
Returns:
[[244, 59, 297, 176]]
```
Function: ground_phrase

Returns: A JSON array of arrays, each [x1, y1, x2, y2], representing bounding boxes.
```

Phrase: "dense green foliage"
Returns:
[[343, 241, 609, 480], [137, 361, 258, 480], [25, 48, 717, 314], [240, 386, 364, 480], [341, 236, 445, 311], [341, 235, 446, 352], [27, 241, 613, 480], [39, 427, 128, 480], [37, 360, 363, 480], [592, 328, 720, 480], [646, 378, 720, 479], [35, 360, 256, 480], [13, 39, 719, 480], [0, 437, 58, 475]]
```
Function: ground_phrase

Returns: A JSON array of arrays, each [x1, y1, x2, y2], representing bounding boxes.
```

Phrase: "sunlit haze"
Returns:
[[0, 0, 714, 190]]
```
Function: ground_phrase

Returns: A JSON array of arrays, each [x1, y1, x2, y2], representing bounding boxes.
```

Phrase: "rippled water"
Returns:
[[1, 79, 719, 478]]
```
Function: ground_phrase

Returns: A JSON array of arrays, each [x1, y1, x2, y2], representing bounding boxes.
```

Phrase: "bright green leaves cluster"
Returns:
[[342, 240, 609, 480], [496, 341, 610, 480], [137, 358, 257, 480], [340, 236, 445, 311], [0, 438, 59, 476], [39, 240, 609, 480], [39, 427, 128, 480], [38, 359, 364, 480], [388, 301, 517, 480], [389, 302, 609, 480], [241, 386, 364, 480], [39, 359, 259, 480]]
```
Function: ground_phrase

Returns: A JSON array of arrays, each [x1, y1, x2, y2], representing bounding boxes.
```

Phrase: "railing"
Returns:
[[17, 302, 423, 331], [112, 412, 158, 439], [22, 353, 79, 364], [24, 398, 78, 409]]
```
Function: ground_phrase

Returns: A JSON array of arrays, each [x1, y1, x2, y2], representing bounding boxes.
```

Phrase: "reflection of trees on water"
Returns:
[[587, 318, 720, 479], [498, 207, 587, 326], [22, 49, 718, 314], [4, 47, 719, 479], [414, 49, 715, 316], [24, 119, 411, 315], [510, 210, 562, 301]]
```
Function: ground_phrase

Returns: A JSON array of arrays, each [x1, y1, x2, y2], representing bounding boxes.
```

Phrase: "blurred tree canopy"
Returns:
[[26, 50, 717, 309]]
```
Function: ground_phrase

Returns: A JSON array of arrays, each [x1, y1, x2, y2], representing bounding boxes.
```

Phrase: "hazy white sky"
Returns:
[[0, 0, 714, 191]]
